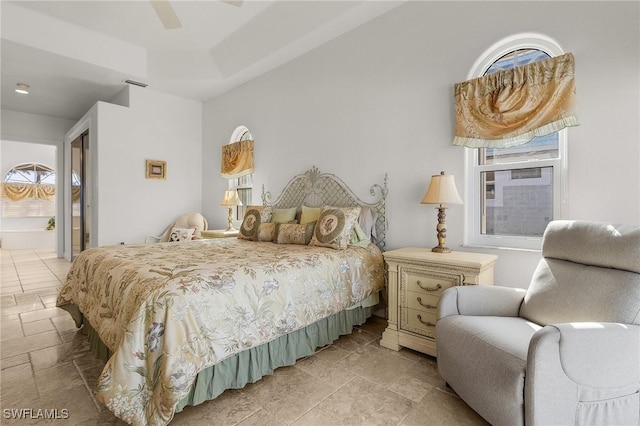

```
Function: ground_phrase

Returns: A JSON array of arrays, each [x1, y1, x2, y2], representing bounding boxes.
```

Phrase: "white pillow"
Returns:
[[169, 227, 195, 242]]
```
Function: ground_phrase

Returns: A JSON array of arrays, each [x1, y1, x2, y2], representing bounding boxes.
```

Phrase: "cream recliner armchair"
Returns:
[[145, 212, 208, 243], [436, 220, 640, 426]]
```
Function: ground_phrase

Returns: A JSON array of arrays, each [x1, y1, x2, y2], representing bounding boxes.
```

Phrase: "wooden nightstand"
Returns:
[[201, 229, 239, 239], [379, 247, 497, 357]]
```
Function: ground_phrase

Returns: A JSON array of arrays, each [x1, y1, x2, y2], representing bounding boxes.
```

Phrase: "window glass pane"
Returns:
[[480, 133, 559, 165], [481, 167, 553, 237], [485, 49, 550, 74]]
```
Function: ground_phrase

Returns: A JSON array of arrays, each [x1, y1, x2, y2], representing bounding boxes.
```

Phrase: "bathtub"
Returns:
[[0, 229, 56, 250]]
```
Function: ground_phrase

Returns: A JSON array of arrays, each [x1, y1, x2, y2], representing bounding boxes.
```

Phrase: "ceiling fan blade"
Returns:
[[150, 0, 182, 29], [220, 0, 243, 7]]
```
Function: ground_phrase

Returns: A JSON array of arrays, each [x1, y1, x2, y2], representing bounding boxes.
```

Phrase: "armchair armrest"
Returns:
[[438, 286, 526, 320], [526, 323, 640, 426]]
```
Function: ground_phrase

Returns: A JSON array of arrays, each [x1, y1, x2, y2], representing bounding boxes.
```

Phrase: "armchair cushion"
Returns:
[[520, 258, 640, 326]]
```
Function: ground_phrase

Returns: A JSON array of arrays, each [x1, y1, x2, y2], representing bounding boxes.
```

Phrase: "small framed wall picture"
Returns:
[[146, 160, 166, 180]]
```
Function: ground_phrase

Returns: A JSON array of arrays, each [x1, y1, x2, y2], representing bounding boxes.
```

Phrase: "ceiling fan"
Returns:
[[150, 0, 243, 30]]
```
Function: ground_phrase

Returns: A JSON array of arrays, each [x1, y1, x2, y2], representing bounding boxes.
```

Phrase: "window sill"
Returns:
[[461, 243, 541, 253]]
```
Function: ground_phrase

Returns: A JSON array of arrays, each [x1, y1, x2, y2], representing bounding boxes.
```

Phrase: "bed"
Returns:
[[56, 166, 388, 426]]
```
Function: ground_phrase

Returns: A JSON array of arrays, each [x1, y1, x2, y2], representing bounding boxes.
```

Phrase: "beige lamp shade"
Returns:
[[421, 172, 463, 206], [221, 189, 242, 207]]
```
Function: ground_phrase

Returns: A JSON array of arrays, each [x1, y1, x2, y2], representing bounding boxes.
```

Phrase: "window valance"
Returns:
[[0, 183, 80, 202], [1, 183, 56, 202], [221, 140, 254, 179], [453, 52, 579, 148]]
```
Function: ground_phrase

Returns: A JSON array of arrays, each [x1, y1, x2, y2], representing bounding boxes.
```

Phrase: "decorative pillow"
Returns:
[[272, 207, 297, 224], [274, 221, 316, 245], [300, 205, 322, 224], [247, 205, 273, 223], [349, 222, 371, 247], [238, 206, 273, 241], [309, 206, 362, 250], [257, 222, 276, 242], [168, 227, 195, 242]]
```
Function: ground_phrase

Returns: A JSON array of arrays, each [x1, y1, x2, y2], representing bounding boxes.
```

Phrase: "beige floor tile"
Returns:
[[0, 286, 22, 295], [20, 306, 67, 323], [173, 389, 260, 425], [22, 318, 56, 336], [241, 367, 336, 424], [30, 335, 91, 371], [1, 330, 62, 359], [338, 343, 418, 387], [0, 376, 40, 409], [75, 408, 128, 425], [331, 327, 379, 352], [296, 346, 356, 388], [401, 387, 489, 425], [34, 362, 84, 395], [297, 376, 414, 426], [1, 317, 24, 340], [32, 384, 101, 425], [51, 314, 78, 333], [0, 353, 30, 370], [1, 295, 17, 307], [14, 293, 42, 305], [1, 300, 45, 317], [237, 408, 285, 426], [1, 362, 34, 385]]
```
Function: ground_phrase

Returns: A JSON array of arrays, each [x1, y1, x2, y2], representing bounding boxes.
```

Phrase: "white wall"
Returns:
[[202, 1, 640, 288], [69, 86, 203, 247]]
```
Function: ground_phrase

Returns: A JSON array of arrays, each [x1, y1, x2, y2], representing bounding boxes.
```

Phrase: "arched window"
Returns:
[[2, 163, 55, 218], [228, 126, 253, 220], [464, 34, 568, 250]]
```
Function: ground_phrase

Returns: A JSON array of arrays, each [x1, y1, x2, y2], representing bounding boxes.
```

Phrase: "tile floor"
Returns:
[[0, 249, 488, 425]]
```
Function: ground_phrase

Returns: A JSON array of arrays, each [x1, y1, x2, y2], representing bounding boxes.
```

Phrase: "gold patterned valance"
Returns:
[[221, 140, 254, 179], [453, 52, 579, 148], [1, 183, 80, 202], [1, 183, 56, 201]]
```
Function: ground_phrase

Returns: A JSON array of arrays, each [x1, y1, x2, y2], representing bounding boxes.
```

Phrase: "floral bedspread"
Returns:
[[56, 238, 384, 425]]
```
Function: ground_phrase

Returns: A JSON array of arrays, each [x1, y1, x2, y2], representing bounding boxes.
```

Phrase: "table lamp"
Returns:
[[421, 171, 463, 253], [221, 190, 242, 231]]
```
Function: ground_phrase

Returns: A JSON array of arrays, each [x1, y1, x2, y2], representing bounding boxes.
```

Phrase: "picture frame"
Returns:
[[146, 160, 166, 180]]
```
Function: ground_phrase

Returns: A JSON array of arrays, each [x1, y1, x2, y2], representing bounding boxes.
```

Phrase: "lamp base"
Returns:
[[431, 205, 452, 254], [431, 245, 452, 254], [225, 206, 236, 232]]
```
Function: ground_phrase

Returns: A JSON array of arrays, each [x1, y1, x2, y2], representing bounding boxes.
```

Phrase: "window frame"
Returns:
[[464, 34, 568, 251]]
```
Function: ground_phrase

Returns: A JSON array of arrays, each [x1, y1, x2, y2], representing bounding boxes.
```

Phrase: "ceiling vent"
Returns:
[[124, 79, 148, 88]]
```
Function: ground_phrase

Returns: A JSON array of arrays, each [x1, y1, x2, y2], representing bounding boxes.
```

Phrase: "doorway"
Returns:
[[70, 131, 90, 259]]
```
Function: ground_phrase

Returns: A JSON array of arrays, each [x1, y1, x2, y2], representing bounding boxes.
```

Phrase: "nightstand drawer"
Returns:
[[405, 290, 439, 312], [405, 272, 457, 296], [401, 307, 437, 335]]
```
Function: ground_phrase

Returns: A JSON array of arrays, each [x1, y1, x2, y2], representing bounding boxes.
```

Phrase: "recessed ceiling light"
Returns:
[[15, 83, 30, 94]]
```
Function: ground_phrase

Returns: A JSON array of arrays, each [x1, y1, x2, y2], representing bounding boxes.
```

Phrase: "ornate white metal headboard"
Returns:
[[262, 166, 388, 251]]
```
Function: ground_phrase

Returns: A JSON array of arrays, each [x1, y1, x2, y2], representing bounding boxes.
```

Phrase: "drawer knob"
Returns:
[[417, 297, 437, 309], [417, 314, 436, 327], [416, 280, 442, 292]]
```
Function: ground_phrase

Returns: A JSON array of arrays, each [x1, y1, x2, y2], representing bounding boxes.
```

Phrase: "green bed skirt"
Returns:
[[82, 305, 373, 413]]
